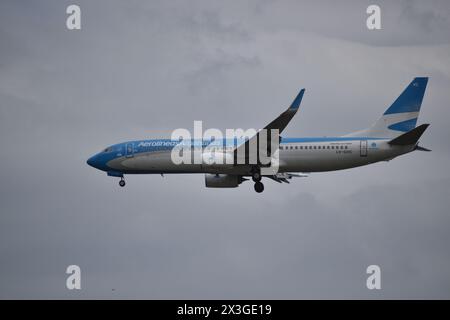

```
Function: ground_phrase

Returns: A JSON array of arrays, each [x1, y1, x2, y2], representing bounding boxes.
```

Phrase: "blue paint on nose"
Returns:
[[87, 151, 113, 172], [87, 154, 100, 169]]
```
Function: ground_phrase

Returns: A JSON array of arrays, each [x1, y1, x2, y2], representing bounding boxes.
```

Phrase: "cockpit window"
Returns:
[[103, 147, 113, 153]]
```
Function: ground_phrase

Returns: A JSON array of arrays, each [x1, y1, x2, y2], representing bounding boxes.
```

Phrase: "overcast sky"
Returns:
[[1, 0, 450, 299]]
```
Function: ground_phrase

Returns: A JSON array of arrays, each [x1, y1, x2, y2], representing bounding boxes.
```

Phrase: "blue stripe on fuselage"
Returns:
[[121, 137, 386, 155]]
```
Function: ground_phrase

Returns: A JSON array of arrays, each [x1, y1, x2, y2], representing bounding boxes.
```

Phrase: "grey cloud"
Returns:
[[0, 0, 450, 299]]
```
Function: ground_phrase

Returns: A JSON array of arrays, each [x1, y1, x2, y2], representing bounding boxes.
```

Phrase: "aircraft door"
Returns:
[[125, 143, 134, 158], [360, 140, 368, 157]]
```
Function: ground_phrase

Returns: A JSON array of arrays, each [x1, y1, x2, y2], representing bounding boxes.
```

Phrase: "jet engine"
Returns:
[[204, 174, 243, 188]]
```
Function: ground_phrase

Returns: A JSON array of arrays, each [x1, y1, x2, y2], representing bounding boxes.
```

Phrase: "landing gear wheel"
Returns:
[[252, 171, 262, 182], [254, 182, 264, 193], [119, 179, 126, 187]]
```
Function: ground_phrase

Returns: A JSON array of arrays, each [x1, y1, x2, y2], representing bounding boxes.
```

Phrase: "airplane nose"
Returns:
[[87, 155, 99, 168]]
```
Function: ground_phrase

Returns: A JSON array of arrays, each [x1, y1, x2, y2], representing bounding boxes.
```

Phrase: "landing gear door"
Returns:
[[125, 143, 134, 158], [360, 140, 368, 157]]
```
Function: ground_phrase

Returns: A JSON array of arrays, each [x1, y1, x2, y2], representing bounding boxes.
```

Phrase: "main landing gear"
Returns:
[[119, 177, 126, 187], [251, 168, 264, 193], [254, 181, 264, 193]]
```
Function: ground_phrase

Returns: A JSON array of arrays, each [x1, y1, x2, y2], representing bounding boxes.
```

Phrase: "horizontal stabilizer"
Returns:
[[414, 145, 431, 152], [388, 124, 430, 146]]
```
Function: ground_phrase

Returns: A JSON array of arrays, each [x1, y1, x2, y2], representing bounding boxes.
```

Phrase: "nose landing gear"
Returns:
[[119, 178, 126, 187]]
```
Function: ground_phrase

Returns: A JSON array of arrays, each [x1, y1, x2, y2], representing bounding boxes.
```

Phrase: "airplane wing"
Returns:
[[233, 89, 305, 164]]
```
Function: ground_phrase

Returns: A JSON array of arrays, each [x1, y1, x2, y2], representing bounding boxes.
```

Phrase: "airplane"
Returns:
[[87, 77, 430, 193]]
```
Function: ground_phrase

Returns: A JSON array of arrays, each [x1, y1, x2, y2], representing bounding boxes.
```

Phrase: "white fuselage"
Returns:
[[104, 138, 414, 176]]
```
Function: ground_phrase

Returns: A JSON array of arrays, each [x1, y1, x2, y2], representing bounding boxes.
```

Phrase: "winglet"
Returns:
[[289, 89, 305, 111], [264, 88, 305, 133]]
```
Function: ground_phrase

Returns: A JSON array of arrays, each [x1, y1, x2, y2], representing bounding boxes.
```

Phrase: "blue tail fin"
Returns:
[[346, 77, 428, 138], [384, 77, 428, 115]]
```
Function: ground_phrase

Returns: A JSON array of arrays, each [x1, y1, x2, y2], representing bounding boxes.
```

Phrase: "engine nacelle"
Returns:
[[205, 174, 241, 188]]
